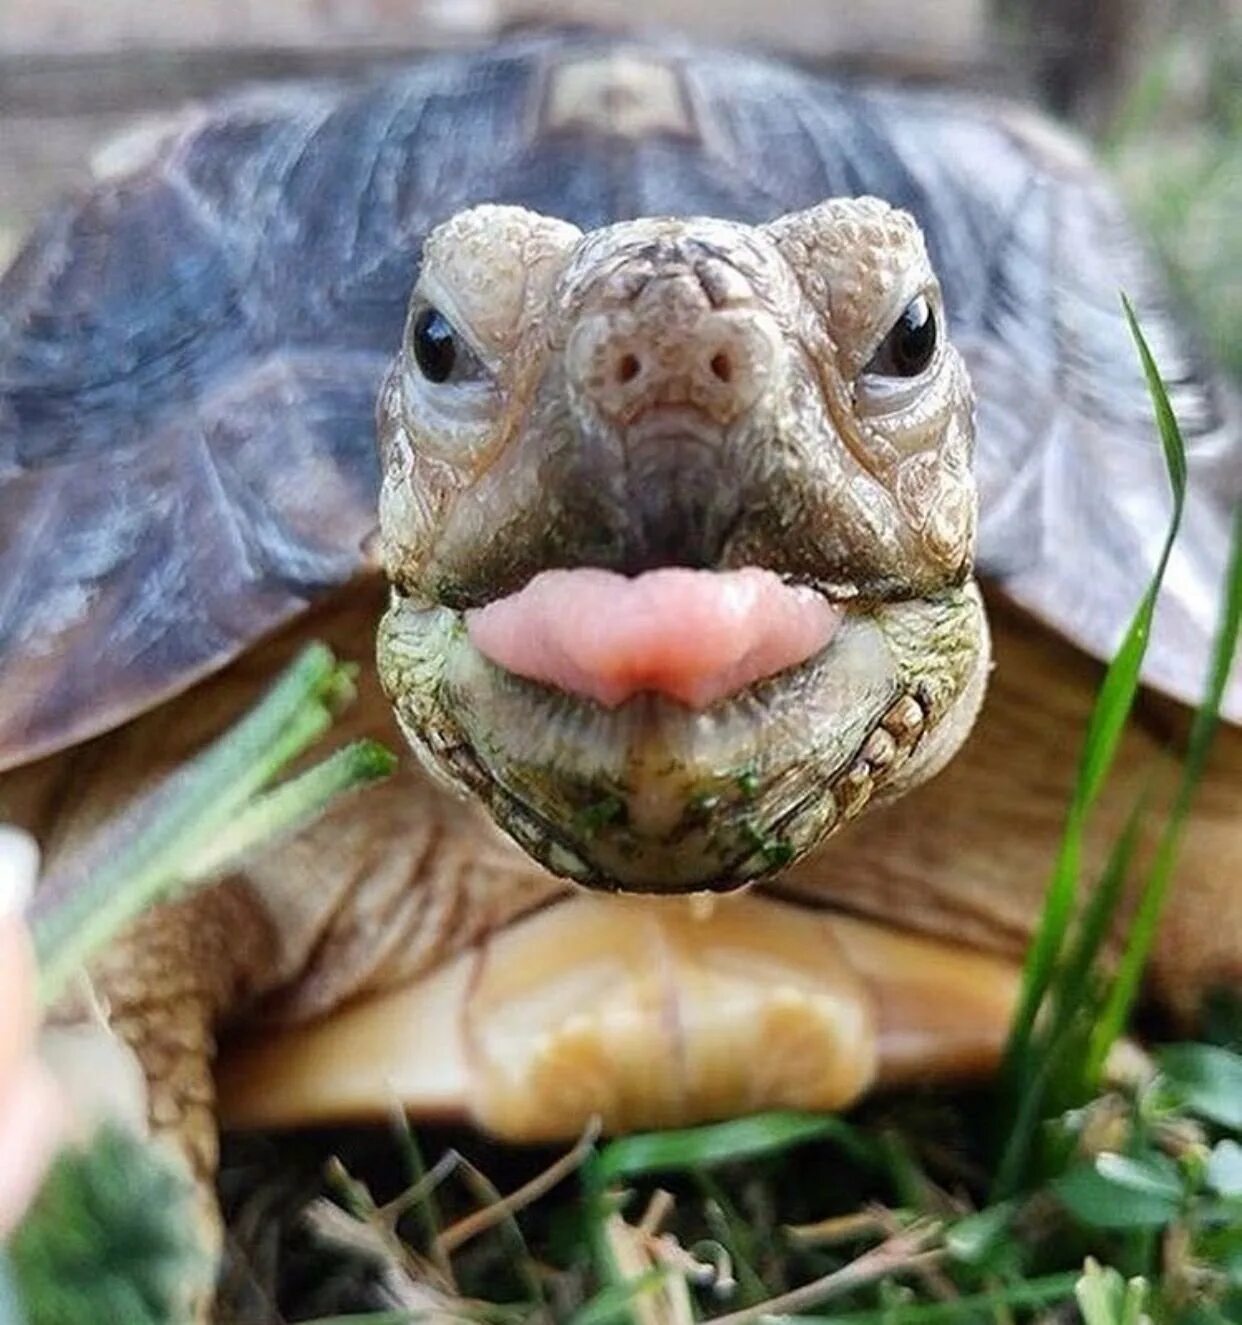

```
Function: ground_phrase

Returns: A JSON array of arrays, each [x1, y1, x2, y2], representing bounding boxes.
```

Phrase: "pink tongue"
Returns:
[[466, 567, 841, 709]]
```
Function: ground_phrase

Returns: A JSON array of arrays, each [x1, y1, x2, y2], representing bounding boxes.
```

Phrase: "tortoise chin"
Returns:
[[377, 580, 989, 893]]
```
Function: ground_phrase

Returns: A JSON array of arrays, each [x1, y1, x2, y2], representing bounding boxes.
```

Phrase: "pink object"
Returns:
[[0, 1059, 67, 1238], [0, 908, 67, 1239], [467, 567, 841, 709]]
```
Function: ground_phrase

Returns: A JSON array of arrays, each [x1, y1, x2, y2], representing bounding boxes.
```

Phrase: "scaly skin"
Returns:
[[377, 200, 989, 891]]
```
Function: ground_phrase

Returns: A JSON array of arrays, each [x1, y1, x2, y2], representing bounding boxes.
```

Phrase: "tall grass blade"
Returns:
[[999, 296, 1188, 1103], [994, 797, 1144, 1189], [1050, 794, 1148, 1038], [1085, 502, 1242, 1080], [994, 792, 1147, 1181]]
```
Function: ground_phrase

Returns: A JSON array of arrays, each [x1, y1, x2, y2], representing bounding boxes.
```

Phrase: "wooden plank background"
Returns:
[[0, 0, 1182, 267], [0, 0, 987, 59]]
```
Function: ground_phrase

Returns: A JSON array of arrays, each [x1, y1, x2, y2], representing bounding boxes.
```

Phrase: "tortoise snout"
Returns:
[[567, 263, 781, 426]]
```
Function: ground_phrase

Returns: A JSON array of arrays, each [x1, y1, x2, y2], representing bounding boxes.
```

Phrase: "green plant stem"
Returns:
[[31, 645, 374, 1003], [186, 740, 395, 881]]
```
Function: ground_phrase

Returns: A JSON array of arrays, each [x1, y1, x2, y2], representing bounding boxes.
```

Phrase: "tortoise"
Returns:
[[2, 25, 1240, 1312]]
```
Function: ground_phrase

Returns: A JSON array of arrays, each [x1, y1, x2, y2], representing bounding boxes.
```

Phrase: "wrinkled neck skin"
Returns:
[[376, 199, 989, 894]]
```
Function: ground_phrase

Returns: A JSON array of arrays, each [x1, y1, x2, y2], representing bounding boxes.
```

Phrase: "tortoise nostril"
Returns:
[[617, 353, 642, 384], [709, 351, 733, 383]]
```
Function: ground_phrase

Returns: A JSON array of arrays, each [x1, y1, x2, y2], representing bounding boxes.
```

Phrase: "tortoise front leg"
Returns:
[[216, 894, 1020, 1141], [64, 879, 277, 1322]]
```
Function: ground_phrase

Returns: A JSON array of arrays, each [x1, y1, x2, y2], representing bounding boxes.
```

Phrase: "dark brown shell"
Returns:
[[1, 31, 1237, 772]]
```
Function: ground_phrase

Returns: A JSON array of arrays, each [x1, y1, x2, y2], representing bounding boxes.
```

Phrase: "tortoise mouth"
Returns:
[[464, 566, 843, 711], [378, 579, 988, 894]]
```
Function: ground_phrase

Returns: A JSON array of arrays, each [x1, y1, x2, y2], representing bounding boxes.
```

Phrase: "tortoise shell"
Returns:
[[1, 29, 1237, 772]]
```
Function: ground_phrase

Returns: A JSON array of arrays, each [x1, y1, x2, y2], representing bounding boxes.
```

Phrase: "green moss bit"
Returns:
[[574, 795, 625, 836], [741, 821, 795, 869], [735, 768, 760, 799], [689, 791, 722, 820]]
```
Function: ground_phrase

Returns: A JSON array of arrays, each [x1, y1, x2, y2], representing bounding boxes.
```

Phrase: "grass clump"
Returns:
[[30, 645, 395, 1004], [994, 300, 1240, 1198]]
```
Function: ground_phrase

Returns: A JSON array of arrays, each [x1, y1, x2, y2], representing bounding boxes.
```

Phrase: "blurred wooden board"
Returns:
[[0, 0, 1182, 263], [0, 0, 986, 62], [0, 0, 994, 267]]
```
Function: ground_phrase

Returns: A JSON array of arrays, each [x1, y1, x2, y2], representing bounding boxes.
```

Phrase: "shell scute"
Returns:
[[2, 172, 247, 472]]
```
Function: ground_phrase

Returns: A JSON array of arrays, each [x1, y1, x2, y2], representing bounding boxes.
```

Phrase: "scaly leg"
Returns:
[[53, 879, 277, 1322]]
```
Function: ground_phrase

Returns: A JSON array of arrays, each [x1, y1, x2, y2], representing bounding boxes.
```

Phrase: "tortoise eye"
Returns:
[[411, 306, 459, 382], [865, 295, 937, 378]]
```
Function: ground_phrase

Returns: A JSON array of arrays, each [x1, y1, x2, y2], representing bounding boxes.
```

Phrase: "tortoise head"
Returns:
[[376, 200, 988, 892]]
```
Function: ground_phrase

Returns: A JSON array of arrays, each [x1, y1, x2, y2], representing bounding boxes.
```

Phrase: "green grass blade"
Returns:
[[567, 1269, 670, 1325], [1000, 296, 1188, 1102], [763, 1270, 1079, 1322], [594, 1112, 877, 1185], [186, 740, 396, 880], [1122, 294, 1190, 499], [1050, 793, 1147, 1036], [992, 1017, 1079, 1200], [1085, 502, 1242, 1081], [30, 645, 365, 1002], [987, 797, 1146, 1193]]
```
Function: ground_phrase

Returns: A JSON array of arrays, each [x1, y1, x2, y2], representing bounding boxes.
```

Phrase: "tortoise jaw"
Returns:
[[377, 581, 989, 893]]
